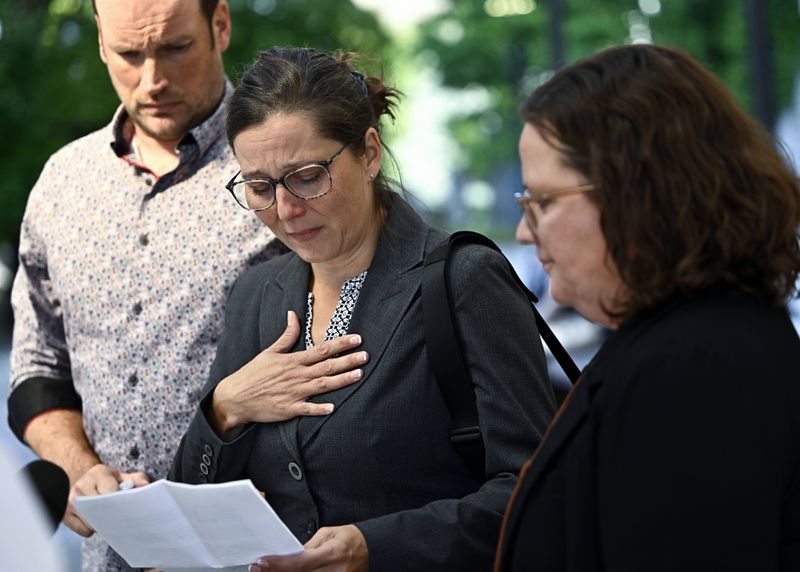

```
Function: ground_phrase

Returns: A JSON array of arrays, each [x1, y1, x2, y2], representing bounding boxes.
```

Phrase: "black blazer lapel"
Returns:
[[296, 199, 438, 450], [258, 255, 310, 462]]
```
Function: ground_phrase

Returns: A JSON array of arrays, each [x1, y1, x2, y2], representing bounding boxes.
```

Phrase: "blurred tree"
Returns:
[[417, 0, 800, 182], [0, 0, 390, 245]]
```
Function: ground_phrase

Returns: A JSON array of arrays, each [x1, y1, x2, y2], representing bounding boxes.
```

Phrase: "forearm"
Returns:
[[24, 409, 100, 484], [356, 477, 513, 571]]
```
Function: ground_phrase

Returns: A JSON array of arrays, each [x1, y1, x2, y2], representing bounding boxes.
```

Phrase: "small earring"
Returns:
[[368, 172, 375, 181]]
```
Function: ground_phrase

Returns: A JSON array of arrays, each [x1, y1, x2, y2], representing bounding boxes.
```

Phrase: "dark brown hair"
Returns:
[[522, 44, 800, 320], [226, 47, 402, 211]]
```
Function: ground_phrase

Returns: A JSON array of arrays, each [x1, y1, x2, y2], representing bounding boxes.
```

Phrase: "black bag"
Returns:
[[421, 231, 581, 475]]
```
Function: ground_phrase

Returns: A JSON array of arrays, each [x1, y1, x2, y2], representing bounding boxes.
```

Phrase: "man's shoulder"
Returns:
[[44, 123, 114, 168]]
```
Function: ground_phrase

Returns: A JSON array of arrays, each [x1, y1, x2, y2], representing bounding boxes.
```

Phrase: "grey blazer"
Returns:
[[170, 196, 555, 571]]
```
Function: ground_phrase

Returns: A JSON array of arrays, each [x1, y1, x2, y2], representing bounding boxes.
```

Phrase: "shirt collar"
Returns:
[[108, 78, 233, 160]]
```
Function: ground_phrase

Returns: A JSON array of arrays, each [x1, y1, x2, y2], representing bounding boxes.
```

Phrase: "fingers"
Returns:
[[299, 334, 364, 366], [310, 350, 369, 382], [120, 471, 151, 488], [268, 311, 302, 354], [64, 500, 94, 537], [67, 464, 139, 536], [252, 526, 366, 572], [72, 464, 120, 497]]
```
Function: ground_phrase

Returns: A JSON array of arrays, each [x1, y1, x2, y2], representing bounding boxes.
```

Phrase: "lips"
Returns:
[[287, 227, 321, 243], [139, 102, 179, 114]]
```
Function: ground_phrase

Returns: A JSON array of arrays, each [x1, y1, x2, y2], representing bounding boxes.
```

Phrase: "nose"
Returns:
[[515, 215, 537, 245], [140, 57, 168, 94], [275, 184, 306, 221]]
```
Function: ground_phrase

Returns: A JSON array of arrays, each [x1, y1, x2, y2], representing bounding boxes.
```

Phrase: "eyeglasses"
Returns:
[[514, 183, 595, 236], [225, 142, 349, 211]]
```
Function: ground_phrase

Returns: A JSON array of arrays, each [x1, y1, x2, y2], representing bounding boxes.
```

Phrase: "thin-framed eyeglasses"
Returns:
[[514, 183, 595, 236], [225, 142, 349, 211]]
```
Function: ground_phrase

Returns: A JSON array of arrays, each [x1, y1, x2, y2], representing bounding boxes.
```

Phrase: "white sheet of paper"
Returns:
[[74, 479, 303, 569]]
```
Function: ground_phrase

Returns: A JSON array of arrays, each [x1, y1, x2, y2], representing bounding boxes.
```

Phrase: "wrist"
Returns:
[[210, 381, 241, 435]]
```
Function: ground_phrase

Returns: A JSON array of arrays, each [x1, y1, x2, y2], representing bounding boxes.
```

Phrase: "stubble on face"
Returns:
[[96, 0, 227, 143]]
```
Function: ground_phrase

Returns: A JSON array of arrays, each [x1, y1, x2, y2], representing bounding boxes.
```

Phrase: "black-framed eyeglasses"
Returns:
[[514, 183, 595, 236], [225, 142, 349, 211]]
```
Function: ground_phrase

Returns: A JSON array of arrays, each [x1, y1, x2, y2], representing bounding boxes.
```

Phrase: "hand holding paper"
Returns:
[[73, 479, 302, 569]]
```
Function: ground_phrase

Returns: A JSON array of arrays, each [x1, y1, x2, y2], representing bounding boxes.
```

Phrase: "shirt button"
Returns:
[[288, 462, 303, 481], [133, 302, 143, 316], [306, 520, 316, 537], [129, 446, 140, 460], [144, 177, 153, 186], [128, 373, 139, 387], [139, 234, 149, 246]]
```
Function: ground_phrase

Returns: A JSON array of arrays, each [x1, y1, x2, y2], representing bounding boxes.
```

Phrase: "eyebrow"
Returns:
[[107, 34, 194, 52], [241, 157, 326, 180]]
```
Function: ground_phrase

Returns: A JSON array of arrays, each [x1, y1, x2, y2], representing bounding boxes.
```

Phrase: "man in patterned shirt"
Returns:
[[7, 0, 283, 569]]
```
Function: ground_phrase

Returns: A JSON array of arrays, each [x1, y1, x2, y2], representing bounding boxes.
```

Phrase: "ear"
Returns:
[[96, 16, 107, 64], [362, 127, 382, 179], [212, 0, 232, 53]]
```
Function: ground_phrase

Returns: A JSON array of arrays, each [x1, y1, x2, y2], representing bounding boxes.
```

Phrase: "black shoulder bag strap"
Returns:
[[421, 230, 581, 475]]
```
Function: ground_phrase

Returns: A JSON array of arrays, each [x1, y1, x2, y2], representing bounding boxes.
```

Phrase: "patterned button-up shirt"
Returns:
[[9, 83, 282, 571]]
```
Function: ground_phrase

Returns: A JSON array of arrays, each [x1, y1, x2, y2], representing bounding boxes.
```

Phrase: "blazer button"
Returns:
[[202, 454, 211, 465], [288, 462, 303, 481], [306, 520, 316, 537], [204, 444, 213, 456], [200, 463, 209, 475], [199, 475, 208, 483]]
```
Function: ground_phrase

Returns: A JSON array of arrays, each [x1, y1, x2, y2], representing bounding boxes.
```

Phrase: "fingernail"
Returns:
[[352, 369, 363, 380], [359, 351, 368, 363], [350, 334, 362, 345], [324, 403, 335, 414], [258, 559, 271, 568]]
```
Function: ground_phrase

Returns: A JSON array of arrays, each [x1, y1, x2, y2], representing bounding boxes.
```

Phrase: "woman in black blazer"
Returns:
[[496, 44, 800, 571], [169, 47, 556, 571]]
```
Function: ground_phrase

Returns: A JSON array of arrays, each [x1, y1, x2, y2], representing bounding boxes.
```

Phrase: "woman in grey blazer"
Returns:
[[170, 47, 555, 572]]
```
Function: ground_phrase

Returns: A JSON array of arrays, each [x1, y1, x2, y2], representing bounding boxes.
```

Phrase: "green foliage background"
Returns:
[[0, 0, 391, 246], [417, 0, 800, 182], [0, 0, 798, 245]]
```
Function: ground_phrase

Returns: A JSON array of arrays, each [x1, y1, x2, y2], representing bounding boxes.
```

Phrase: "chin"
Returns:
[[134, 116, 190, 141], [548, 283, 573, 308]]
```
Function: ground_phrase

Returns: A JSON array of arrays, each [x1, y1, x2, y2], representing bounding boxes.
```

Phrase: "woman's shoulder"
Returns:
[[601, 287, 799, 391], [230, 250, 300, 299], [636, 288, 795, 349], [440, 236, 515, 284]]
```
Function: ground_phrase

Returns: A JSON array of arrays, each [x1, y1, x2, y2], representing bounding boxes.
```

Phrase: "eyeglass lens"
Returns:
[[232, 164, 331, 210]]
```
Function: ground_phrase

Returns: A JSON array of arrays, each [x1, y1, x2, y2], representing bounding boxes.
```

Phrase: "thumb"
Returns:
[[268, 310, 301, 354]]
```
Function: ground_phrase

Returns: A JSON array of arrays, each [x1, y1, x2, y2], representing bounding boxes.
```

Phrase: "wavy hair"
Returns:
[[522, 44, 800, 320]]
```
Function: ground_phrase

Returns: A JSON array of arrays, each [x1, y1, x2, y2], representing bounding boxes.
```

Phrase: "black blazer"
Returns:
[[171, 196, 556, 571], [495, 287, 800, 572]]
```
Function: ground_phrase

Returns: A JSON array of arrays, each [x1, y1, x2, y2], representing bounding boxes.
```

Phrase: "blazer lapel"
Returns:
[[296, 199, 436, 449], [258, 255, 310, 462]]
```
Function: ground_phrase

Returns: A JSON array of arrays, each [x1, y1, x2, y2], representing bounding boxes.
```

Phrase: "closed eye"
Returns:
[[246, 181, 273, 195], [164, 42, 191, 54], [119, 50, 142, 61]]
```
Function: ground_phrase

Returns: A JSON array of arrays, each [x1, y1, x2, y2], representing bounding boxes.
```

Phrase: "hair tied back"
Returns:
[[350, 71, 369, 96]]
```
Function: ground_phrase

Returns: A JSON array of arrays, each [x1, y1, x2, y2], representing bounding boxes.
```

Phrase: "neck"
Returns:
[[310, 213, 383, 292], [132, 127, 182, 177]]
